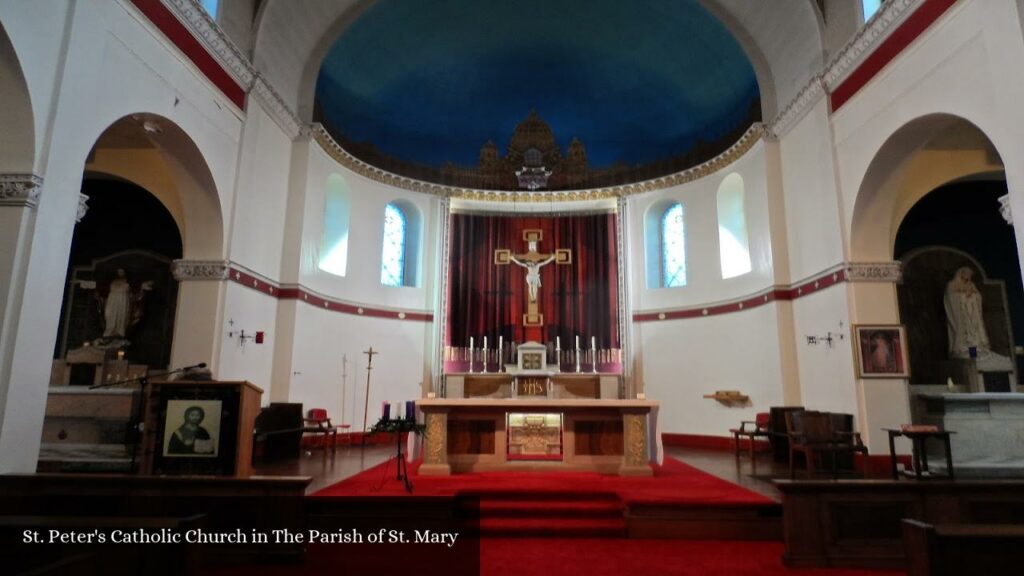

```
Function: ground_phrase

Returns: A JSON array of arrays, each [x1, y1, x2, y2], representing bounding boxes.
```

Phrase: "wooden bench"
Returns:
[[903, 519, 1024, 576]]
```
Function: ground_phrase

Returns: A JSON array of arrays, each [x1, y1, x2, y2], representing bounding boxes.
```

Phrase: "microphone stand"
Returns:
[[90, 363, 207, 473]]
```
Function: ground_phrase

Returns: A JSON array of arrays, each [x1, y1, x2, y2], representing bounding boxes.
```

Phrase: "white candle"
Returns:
[[592, 336, 596, 350], [484, 337, 488, 352], [470, 337, 474, 350], [575, 335, 579, 349], [499, 335, 503, 348], [556, 336, 561, 349]]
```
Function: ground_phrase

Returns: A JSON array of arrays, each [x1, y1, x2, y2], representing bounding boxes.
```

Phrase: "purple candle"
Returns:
[[382, 402, 391, 421], [406, 400, 416, 421]]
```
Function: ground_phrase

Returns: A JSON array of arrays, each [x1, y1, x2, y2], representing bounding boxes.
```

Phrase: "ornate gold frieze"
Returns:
[[312, 123, 765, 203]]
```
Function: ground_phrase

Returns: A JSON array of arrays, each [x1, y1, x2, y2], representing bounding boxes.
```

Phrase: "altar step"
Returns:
[[458, 491, 627, 537]]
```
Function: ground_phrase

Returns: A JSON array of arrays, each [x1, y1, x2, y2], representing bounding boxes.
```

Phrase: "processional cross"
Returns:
[[494, 230, 571, 327], [361, 347, 379, 441]]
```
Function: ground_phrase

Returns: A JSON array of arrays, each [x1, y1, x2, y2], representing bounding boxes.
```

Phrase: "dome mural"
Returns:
[[314, 0, 760, 191]]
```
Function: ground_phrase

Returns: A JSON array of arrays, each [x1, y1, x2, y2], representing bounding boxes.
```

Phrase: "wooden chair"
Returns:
[[729, 412, 770, 460], [785, 410, 868, 478], [302, 408, 339, 449]]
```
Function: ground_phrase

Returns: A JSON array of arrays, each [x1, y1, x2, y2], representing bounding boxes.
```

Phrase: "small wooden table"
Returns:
[[884, 428, 955, 480]]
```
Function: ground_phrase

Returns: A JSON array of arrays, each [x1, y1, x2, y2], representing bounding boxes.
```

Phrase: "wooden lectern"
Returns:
[[142, 380, 263, 477]]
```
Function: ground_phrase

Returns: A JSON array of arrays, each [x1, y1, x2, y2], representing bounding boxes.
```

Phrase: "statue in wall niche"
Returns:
[[89, 268, 153, 347], [944, 266, 1012, 371]]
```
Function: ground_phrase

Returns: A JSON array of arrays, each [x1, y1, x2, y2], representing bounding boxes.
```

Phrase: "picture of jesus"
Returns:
[[163, 399, 221, 458], [854, 325, 909, 378]]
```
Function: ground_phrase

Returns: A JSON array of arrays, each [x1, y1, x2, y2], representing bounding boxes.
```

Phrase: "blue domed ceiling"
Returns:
[[314, 0, 760, 189]]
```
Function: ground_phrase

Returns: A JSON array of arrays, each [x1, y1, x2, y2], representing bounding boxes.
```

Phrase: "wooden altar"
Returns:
[[416, 398, 657, 476]]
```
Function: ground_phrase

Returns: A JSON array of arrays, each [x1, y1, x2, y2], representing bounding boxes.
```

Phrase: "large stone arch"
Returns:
[[84, 114, 226, 370], [850, 114, 1006, 262], [0, 21, 34, 173], [86, 114, 224, 260]]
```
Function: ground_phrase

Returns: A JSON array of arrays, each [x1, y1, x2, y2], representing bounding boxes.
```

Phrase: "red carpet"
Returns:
[[206, 539, 903, 576], [312, 456, 777, 538], [312, 456, 776, 507]]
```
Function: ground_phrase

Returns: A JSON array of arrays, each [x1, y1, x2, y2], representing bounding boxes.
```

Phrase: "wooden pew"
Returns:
[[903, 519, 1024, 576]]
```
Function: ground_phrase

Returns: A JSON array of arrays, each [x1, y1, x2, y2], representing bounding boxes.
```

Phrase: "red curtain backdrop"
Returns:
[[446, 213, 620, 348]]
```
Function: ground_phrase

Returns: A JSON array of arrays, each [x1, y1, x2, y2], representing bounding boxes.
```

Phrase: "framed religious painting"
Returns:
[[853, 324, 910, 378]]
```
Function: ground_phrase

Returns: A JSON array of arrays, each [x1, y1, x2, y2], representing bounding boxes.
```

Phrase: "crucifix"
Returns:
[[361, 347, 379, 444], [495, 229, 571, 327]]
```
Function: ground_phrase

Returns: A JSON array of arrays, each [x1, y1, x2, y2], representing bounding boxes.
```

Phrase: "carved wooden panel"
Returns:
[[574, 420, 623, 456], [447, 420, 496, 455]]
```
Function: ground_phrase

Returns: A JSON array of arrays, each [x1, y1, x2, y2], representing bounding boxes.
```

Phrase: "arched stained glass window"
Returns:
[[381, 203, 407, 286], [717, 173, 751, 279], [662, 203, 686, 288], [862, 0, 882, 21]]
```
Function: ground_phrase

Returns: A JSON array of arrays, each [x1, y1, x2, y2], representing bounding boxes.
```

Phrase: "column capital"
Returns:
[[172, 259, 230, 281], [0, 173, 43, 209], [998, 194, 1012, 226], [844, 261, 902, 283]]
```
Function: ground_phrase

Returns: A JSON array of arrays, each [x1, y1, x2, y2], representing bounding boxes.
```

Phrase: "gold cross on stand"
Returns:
[[494, 229, 572, 326]]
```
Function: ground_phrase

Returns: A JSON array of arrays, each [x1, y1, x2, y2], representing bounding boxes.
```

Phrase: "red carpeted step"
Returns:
[[460, 491, 627, 537], [475, 498, 623, 518], [478, 517, 627, 538]]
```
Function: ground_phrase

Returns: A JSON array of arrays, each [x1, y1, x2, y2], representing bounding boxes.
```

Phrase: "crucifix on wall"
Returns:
[[494, 230, 572, 327]]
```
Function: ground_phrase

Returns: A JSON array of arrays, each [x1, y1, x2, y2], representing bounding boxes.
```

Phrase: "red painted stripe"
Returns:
[[226, 266, 434, 322], [129, 0, 246, 108], [633, 268, 847, 323], [831, 0, 959, 112]]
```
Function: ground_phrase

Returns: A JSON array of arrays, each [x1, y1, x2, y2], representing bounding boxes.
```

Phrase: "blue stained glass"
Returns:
[[381, 203, 406, 286], [863, 0, 882, 21], [662, 203, 686, 288], [200, 0, 219, 18]]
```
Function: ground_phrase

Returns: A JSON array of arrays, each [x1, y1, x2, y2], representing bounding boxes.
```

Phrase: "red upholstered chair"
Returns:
[[302, 408, 339, 449], [730, 412, 770, 460]]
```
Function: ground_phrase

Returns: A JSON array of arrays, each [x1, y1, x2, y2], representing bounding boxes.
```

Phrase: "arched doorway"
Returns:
[[83, 114, 225, 371], [847, 114, 1017, 449]]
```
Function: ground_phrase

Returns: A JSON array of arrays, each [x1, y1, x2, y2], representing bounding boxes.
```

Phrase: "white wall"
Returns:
[[628, 140, 776, 310], [299, 142, 438, 311], [286, 297, 431, 431], [641, 304, 787, 435], [0, 0, 243, 471]]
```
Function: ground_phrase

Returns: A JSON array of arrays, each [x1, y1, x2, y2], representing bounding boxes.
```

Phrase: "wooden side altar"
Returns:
[[416, 398, 657, 476]]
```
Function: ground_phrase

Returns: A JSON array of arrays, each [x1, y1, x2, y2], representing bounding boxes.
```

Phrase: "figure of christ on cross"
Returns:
[[510, 243, 555, 303], [495, 230, 571, 328]]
